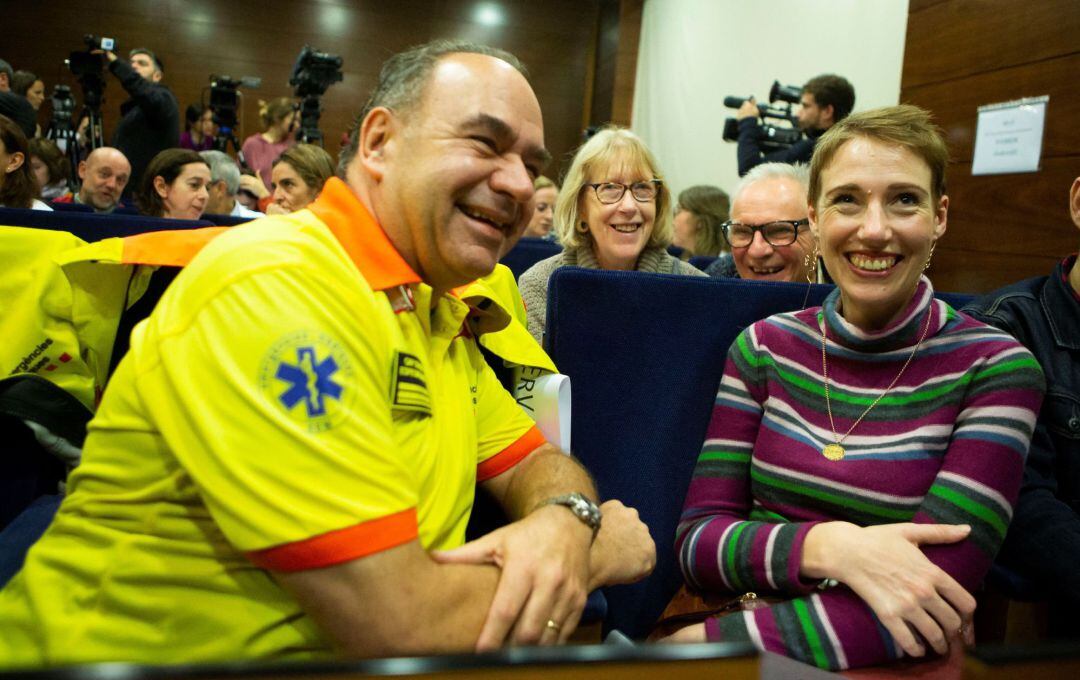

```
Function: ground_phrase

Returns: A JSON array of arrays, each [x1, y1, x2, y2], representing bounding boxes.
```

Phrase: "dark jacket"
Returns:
[[108, 59, 179, 197], [963, 255, 1080, 605], [736, 117, 823, 177], [0, 91, 37, 138]]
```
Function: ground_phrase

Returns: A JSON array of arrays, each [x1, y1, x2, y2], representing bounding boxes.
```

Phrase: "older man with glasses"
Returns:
[[705, 162, 815, 283]]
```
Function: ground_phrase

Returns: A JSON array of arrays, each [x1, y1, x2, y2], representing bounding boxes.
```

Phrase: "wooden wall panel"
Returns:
[[901, 0, 1080, 294], [902, 0, 1080, 88], [903, 54, 1080, 162], [2, 0, 601, 179]]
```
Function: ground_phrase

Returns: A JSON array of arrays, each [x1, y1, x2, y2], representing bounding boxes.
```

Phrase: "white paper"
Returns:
[[513, 368, 572, 453], [972, 96, 1048, 175]]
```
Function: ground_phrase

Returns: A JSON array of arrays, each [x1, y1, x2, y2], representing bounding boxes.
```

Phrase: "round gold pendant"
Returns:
[[822, 444, 845, 461]]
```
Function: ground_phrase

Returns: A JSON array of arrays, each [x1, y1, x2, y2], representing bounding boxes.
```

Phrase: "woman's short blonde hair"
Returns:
[[809, 104, 948, 207], [553, 126, 673, 250]]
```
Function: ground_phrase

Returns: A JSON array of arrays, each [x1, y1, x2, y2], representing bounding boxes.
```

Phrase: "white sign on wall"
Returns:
[[972, 96, 1049, 175]]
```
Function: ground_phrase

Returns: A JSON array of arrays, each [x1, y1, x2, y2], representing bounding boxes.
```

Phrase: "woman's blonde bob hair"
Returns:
[[553, 126, 673, 250]]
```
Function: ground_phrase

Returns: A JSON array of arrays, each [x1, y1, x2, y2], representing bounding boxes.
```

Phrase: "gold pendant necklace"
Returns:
[[820, 309, 932, 461]]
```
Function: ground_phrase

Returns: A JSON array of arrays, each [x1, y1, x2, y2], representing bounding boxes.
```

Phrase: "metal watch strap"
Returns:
[[537, 492, 602, 540]]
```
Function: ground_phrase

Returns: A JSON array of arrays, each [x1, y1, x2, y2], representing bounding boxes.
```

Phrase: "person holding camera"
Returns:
[[736, 74, 854, 177], [98, 47, 179, 197]]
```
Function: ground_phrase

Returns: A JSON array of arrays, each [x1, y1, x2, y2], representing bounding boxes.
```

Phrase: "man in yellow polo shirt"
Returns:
[[0, 40, 655, 665]]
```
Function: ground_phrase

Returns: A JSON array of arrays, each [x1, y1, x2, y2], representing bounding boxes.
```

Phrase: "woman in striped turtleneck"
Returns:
[[666, 106, 1045, 671]]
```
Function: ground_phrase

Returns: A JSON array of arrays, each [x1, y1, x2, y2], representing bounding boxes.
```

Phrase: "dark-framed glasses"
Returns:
[[584, 180, 661, 204], [721, 219, 808, 248]]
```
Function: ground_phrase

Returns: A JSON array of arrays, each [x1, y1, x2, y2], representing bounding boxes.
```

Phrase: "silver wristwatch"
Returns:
[[539, 492, 602, 540]]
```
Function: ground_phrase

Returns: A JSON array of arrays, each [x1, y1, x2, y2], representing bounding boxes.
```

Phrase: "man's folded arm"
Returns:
[[273, 538, 502, 657]]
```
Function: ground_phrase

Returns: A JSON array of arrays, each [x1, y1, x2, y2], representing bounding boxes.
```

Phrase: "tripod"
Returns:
[[295, 95, 324, 145]]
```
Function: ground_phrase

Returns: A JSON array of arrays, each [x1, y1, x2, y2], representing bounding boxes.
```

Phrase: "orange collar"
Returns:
[[307, 177, 422, 291]]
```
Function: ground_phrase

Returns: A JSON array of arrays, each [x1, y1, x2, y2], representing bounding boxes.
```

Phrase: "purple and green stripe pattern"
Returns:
[[676, 278, 1044, 670]]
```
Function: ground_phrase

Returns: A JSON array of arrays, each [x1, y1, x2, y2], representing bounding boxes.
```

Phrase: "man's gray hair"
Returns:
[[337, 39, 528, 175], [200, 150, 240, 195], [731, 162, 810, 208]]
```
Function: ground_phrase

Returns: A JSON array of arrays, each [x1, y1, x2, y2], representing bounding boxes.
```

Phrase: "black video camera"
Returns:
[[209, 74, 261, 131], [289, 45, 343, 144], [722, 80, 803, 152], [289, 45, 343, 98], [66, 34, 115, 112]]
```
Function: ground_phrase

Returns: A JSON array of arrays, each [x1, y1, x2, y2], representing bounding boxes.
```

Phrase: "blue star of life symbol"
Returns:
[[275, 346, 343, 418]]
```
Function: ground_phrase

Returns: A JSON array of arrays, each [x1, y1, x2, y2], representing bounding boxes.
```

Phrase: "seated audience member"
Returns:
[[136, 148, 210, 220], [523, 175, 557, 239], [11, 69, 44, 137], [241, 97, 296, 190], [28, 137, 70, 200], [704, 163, 813, 281], [0, 58, 36, 138], [673, 184, 729, 258], [52, 147, 131, 213], [963, 175, 1080, 638], [0, 114, 50, 210], [518, 126, 705, 342], [180, 104, 216, 151], [200, 149, 264, 218], [665, 106, 1045, 670], [266, 143, 334, 214], [0, 39, 654, 665]]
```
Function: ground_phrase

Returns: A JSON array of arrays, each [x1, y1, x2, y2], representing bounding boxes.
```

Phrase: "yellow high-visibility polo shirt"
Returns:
[[0, 178, 545, 666]]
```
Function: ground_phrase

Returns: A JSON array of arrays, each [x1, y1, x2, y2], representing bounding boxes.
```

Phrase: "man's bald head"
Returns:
[[78, 147, 131, 212]]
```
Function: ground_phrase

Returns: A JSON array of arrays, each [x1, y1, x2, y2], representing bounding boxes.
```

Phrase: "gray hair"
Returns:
[[731, 162, 810, 209], [199, 150, 240, 195], [338, 39, 528, 175], [0, 59, 13, 82]]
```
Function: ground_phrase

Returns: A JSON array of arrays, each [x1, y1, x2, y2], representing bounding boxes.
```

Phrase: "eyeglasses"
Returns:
[[584, 180, 661, 204], [721, 219, 808, 248]]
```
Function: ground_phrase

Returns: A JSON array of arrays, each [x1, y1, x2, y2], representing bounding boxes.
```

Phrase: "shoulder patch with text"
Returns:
[[259, 330, 354, 433]]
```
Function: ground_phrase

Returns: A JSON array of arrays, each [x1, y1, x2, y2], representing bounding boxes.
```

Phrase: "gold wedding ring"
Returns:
[[545, 619, 561, 633]]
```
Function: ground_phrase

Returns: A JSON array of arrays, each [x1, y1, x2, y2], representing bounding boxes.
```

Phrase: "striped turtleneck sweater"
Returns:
[[675, 277, 1045, 670]]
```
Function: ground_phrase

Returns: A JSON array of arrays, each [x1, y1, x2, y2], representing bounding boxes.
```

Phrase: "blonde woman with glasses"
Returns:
[[517, 126, 705, 343]]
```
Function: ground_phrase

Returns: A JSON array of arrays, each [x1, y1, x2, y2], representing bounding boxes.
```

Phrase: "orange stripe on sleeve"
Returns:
[[246, 508, 418, 572], [476, 425, 547, 483]]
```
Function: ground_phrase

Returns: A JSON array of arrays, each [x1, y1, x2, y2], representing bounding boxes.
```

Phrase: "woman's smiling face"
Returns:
[[809, 135, 947, 331]]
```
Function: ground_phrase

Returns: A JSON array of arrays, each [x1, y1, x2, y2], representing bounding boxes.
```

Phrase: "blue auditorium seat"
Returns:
[[0, 207, 212, 242], [48, 201, 94, 213], [543, 269, 976, 639], [202, 212, 256, 227], [499, 237, 561, 279]]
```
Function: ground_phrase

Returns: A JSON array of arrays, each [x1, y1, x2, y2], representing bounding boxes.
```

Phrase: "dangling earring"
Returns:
[[804, 243, 820, 283], [923, 241, 936, 272]]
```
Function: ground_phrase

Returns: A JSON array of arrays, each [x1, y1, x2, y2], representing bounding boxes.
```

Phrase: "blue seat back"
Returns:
[[543, 269, 974, 638], [499, 238, 561, 279], [0, 207, 212, 242], [544, 269, 833, 638]]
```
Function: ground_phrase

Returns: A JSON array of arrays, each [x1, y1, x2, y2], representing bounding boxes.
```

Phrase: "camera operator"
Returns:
[[736, 74, 854, 177], [0, 58, 37, 138], [97, 47, 179, 197]]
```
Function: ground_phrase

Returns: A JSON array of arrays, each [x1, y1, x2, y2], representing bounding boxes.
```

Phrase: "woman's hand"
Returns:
[[803, 522, 976, 658]]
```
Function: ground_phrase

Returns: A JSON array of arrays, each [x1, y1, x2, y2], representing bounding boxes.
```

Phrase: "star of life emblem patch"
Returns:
[[390, 350, 431, 416], [259, 330, 354, 433]]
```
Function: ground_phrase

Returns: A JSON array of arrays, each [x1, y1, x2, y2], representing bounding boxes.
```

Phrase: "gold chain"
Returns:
[[820, 308, 932, 461]]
